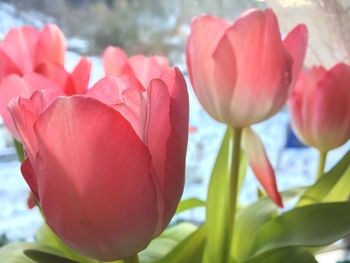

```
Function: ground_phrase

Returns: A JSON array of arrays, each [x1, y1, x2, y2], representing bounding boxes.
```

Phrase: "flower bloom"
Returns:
[[186, 8, 308, 207], [0, 25, 91, 139], [9, 56, 189, 260], [186, 8, 308, 127], [102, 45, 169, 87], [0, 24, 66, 79], [289, 63, 350, 152]]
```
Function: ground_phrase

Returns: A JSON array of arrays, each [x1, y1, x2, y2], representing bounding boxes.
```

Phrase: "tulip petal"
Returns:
[[212, 32, 237, 122], [21, 158, 39, 203], [143, 79, 171, 233], [33, 96, 158, 260], [27, 191, 38, 209], [290, 66, 327, 147], [1, 26, 39, 74], [87, 75, 144, 106], [223, 9, 292, 126], [186, 15, 229, 121], [242, 127, 283, 207], [0, 73, 59, 139], [35, 62, 74, 95], [312, 63, 350, 150], [35, 24, 66, 67], [0, 49, 21, 79], [159, 68, 189, 228], [283, 24, 308, 90], [114, 87, 148, 141], [8, 88, 62, 159], [103, 46, 133, 77], [128, 55, 169, 87], [70, 57, 91, 94], [0, 75, 32, 139]]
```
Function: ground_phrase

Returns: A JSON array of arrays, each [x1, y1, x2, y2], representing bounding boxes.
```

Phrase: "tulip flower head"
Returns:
[[186, 8, 308, 208], [0, 24, 66, 79], [9, 55, 189, 260], [186, 8, 308, 127], [0, 25, 91, 140], [289, 63, 350, 152]]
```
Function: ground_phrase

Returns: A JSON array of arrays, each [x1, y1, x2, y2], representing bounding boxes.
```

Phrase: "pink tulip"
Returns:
[[186, 9, 307, 127], [186, 9, 308, 207], [0, 57, 91, 139], [0, 25, 92, 139], [0, 24, 92, 92], [0, 73, 63, 139], [0, 25, 66, 78], [103, 46, 169, 87], [290, 63, 350, 151], [9, 61, 189, 260]]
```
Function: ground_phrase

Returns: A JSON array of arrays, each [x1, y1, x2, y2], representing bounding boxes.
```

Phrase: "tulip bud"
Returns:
[[289, 63, 350, 151]]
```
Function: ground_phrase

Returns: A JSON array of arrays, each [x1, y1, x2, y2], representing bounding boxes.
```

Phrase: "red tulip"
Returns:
[[9, 61, 189, 260], [186, 9, 307, 127], [290, 63, 350, 151]]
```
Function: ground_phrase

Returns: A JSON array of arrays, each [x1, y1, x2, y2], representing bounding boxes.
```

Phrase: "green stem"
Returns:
[[123, 254, 139, 263], [225, 128, 242, 263], [317, 151, 328, 180], [13, 139, 25, 162]]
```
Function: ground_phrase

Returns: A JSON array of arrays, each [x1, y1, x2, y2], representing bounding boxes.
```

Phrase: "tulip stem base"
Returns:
[[317, 151, 328, 180], [123, 254, 139, 263], [225, 128, 242, 263]]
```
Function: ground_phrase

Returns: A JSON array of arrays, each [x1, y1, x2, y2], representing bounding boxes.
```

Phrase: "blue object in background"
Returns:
[[285, 124, 307, 149]]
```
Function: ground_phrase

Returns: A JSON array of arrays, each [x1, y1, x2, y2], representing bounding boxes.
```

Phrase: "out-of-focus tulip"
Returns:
[[186, 9, 307, 127], [0, 57, 91, 140], [0, 25, 66, 78], [0, 24, 91, 99], [103, 46, 169, 87], [9, 60, 189, 260], [289, 63, 350, 152], [186, 8, 308, 207], [0, 24, 92, 139]]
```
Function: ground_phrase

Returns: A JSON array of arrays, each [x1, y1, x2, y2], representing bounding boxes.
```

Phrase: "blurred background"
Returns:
[[0, 0, 350, 262]]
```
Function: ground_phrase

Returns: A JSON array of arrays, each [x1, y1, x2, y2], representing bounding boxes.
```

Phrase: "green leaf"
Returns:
[[323, 165, 350, 202], [13, 139, 25, 163], [0, 242, 77, 263], [205, 128, 232, 263], [251, 202, 350, 257], [244, 247, 317, 263], [153, 224, 206, 263], [175, 198, 205, 214], [140, 223, 197, 262], [298, 150, 350, 206], [36, 223, 100, 263], [232, 188, 305, 262]]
